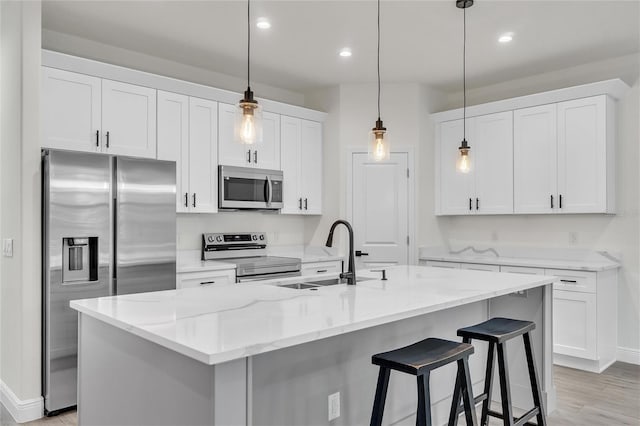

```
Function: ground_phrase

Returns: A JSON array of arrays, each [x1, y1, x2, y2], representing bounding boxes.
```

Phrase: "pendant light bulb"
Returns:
[[456, 0, 473, 172], [369, 0, 390, 162], [235, 0, 263, 145]]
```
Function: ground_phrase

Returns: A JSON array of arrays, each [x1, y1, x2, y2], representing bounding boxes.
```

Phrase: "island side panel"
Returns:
[[77, 314, 246, 426], [250, 301, 490, 426]]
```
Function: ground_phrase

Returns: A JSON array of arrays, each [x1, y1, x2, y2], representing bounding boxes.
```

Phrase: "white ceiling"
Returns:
[[42, 0, 640, 93]]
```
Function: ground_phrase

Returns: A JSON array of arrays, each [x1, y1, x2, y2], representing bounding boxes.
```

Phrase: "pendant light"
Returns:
[[235, 0, 263, 145], [456, 0, 473, 173], [369, 0, 390, 162]]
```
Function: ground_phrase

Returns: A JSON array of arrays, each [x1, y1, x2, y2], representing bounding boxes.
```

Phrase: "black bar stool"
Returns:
[[449, 317, 547, 426], [370, 338, 478, 426]]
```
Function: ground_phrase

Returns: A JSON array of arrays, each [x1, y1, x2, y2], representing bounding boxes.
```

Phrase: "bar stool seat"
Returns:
[[371, 338, 477, 426], [450, 317, 546, 426], [457, 317, 535, 344]]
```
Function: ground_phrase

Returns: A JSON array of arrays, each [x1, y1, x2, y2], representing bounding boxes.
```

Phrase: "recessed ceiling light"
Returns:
[[256, 18, 271, 29], [339, 47, 352, 58], [498, 32, 514, 43]]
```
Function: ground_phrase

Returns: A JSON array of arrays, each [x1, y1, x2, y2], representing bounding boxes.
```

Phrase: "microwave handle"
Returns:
[[265, 175, 273, 205]]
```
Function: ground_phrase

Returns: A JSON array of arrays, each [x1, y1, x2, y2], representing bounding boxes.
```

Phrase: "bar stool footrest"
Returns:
[[454, 392, 488, 415], [486, 407, 540, 426]]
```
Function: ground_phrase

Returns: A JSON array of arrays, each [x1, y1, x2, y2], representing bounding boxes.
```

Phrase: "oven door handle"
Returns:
[[265, 175, 273, 205]]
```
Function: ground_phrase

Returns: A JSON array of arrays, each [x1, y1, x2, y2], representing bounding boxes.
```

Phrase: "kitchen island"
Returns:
[[70, 265, 556, 425]]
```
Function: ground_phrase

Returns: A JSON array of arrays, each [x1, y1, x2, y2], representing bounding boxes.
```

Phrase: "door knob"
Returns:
[[355, 250, 369, 257]]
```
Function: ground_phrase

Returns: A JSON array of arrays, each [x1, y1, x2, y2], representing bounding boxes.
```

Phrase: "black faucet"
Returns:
[[325, 220, 356, 285]]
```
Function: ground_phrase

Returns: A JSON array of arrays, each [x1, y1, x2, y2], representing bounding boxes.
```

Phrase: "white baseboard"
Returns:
[[617, 346, 640, 365], [0, 380, 43, 424]]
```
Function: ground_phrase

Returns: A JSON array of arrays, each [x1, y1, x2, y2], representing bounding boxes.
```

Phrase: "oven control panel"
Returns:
[[202, 233, 267, 260]]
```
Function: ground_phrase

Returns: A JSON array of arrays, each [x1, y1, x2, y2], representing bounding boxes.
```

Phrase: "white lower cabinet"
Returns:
[[553, 289, 597, 360], [177, 269, 236, 289], [301, 260, 342, 277]]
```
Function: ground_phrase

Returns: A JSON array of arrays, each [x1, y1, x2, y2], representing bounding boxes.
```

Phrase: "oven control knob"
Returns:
[[216, 236, 223, 242], [207, 236, 214, 243], [259, 235, 265, 240], [252, 235, 258, 241]]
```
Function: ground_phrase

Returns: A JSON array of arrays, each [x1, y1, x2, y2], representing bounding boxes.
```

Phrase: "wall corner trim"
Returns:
[[617, 346, 640, 366], [0, 380, 43, 423]]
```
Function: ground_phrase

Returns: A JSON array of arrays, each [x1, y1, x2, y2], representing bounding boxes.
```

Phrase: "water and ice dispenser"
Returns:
[[62, 237, 98, 283]]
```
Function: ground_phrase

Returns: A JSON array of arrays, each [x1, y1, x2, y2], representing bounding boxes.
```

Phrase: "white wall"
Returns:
[[438, 57, 640, 355], [303, 83, 447, 253], [0, 0, 42, 403]]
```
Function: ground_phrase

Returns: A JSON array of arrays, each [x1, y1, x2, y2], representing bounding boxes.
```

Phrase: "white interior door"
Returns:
[[351, 153, 409, 269]]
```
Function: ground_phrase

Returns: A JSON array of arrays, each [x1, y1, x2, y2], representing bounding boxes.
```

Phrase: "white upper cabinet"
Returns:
[[188, 97, 218, 213], [437, 119, 474, 215], [513, 95, 614, 214], [101, 80, 157, 158], [473, 111, 513, 214], [157, 91, 190, 212], [557, 96, 611, 213], [437, 111, 513, 215], [157, 93, 218, 214], [42, 67, 102, 152], [218, 103, 281, 170], [280, 116, 323, 215], [42, 67, 157, 159], [514, 104, 558, 213]]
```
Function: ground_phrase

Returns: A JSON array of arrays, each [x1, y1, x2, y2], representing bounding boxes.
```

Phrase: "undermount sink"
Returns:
[[278, 276, 376, 290]]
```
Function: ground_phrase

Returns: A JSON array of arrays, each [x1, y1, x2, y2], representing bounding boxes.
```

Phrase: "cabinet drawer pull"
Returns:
[[200, 280, 216, 285], [254, 150, 258, 164], [316, 269, 327, 273], [247, 149, 251, 163], [560, 279, 577, 283], [96, 130, 100, 147], [184, 193, 188, 207], [106, 131, 110, 148]]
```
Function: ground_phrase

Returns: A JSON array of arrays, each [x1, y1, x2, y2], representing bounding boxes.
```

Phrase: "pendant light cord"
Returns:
[[462, 6, 466, 140], [247, 0, 251, 89], [377, 0, 381, 121]]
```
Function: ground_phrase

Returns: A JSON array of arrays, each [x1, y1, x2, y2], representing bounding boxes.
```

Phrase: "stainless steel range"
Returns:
[[202, 232, 301, 282]]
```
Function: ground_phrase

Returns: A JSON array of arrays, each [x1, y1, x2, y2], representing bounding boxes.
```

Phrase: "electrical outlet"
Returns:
[[328, 392, 340, 421], [2, 239, 13, 257]]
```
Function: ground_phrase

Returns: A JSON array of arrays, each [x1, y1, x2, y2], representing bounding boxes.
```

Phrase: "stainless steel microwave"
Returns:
[[218, 165, 284, 210]]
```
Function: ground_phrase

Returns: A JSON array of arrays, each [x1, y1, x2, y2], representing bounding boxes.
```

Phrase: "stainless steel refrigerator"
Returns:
[[42, 149, 176, 415]]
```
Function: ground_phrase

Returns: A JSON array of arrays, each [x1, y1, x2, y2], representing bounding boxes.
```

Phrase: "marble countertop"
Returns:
[[419, 247, 620, 272], [177, 252, 236, 274], [70, 265, 555, 366]]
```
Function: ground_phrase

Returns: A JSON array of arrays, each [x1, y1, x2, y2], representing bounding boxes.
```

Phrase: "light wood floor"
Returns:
[[2, 363, 638, 425]]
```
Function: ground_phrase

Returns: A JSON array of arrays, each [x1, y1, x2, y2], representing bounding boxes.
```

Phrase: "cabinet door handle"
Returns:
[[316, 269, 327, 273], [200, 281, 216, 285], [254, 150, 258, 164], [299, 198, 302, 210], [247, 149, 251, 163], [559, 194, 563, 209], [184, 193, 189, 208], [355, 250, 369, 257], [192, 193, 196, 208], [550, 194, 554, 209], [560, 279, 577, 283], [469, 198, 472, 211], [96, 130, 100, 147], [304, 198, 308, 210], [476, 198, 479, 210], [106, 131, 110, 148]]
